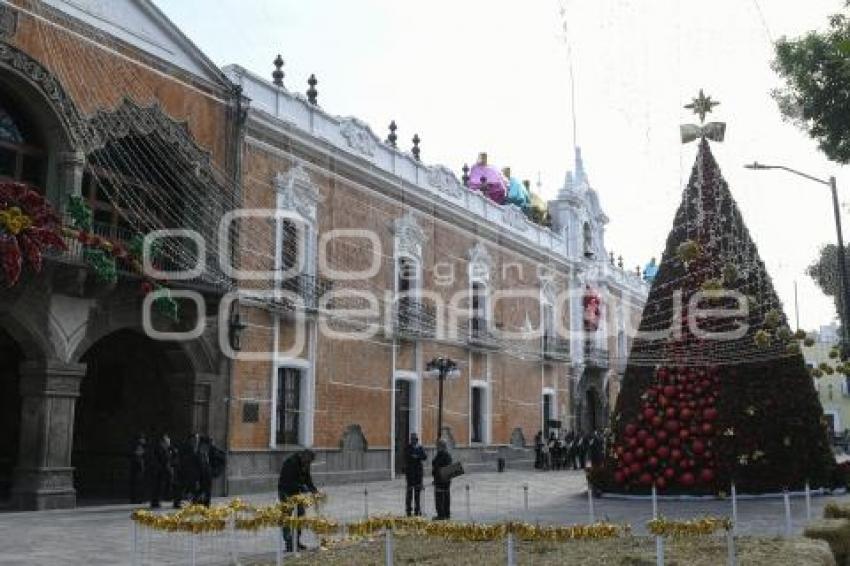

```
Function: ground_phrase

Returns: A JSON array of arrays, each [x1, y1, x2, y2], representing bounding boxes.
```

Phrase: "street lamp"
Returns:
[[425, 357, 459, 442], [744, 161, 850, 358]]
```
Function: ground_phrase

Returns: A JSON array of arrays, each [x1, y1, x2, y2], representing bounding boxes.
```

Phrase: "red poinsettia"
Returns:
[[583, 285, 602, 331], [0, 182, 66, 286]]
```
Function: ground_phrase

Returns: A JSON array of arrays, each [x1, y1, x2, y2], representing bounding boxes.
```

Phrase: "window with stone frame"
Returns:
[[276, 367, 301, 445], [0, 97, 45, 190]]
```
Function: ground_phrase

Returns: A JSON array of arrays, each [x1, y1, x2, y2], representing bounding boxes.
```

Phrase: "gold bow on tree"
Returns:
[[680, 122, 726, 144]]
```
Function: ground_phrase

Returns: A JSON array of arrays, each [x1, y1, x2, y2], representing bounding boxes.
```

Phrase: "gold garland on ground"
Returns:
[[343, 515, 627, 542], [131, 493, 327, 533], [646, 516, 732, 537]]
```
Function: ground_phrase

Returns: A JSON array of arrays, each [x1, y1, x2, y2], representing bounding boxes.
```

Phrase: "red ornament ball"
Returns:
[[680, 472, 696, 487]]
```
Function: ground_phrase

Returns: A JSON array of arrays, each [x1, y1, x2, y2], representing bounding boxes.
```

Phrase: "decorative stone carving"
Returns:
[[0, 5, 17, 39], [87, 98, 215, 182], [426, 165, 465, 199], [501, 204, 529, 232], [339, 117, 377, 158], [0, 42, 82, 149], [340, 424, 368, 452], [468, 242, 492, 281], [275, 163, 320, 223], [392, 212, 426, 261], [510, 427, 526, 448], [540, 279, 557, 305]]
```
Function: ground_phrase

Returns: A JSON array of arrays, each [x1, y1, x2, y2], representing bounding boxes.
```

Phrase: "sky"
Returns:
[[156, 0, 848, 331]]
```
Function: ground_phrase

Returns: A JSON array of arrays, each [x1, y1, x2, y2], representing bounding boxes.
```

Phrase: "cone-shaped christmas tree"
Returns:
[[595, 99, 835, 494]]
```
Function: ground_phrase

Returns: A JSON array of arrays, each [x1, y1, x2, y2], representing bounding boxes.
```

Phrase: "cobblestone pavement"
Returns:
[[0, 469, 846, 565]]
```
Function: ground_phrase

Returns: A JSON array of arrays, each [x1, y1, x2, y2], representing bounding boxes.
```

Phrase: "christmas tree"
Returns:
[[595, 93, 835, 494]]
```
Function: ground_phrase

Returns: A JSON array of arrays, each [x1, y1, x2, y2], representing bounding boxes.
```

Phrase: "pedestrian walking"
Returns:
[[278, 450, 318, 552], [404, 433, 427, 516], [129, 433, 146, 504], [432, 439, 454, 520]]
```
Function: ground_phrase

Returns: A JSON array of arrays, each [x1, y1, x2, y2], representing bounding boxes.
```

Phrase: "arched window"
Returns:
[[0, 97, 45, 189]]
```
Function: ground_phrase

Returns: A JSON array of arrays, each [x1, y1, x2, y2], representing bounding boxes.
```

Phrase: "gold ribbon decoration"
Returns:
[[680, 122, 726, 144]]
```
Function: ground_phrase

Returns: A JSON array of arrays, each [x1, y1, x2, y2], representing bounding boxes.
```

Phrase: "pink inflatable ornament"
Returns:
[[467, 152, 507, 204]]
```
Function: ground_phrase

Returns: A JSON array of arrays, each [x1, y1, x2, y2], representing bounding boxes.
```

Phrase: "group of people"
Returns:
[[534, 430, 606, 471], [274, 432, 456, 554], [402, 433, 454, 520], [129, 432, 226, 509]]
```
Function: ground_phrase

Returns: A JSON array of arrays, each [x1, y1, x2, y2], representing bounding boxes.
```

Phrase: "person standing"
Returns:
[[129, 433, 146, 504], [533, 431, 544, 470], [577, 433, 589, 470], [404, 433, 427, 516], [148, 433, 174, 509], [195, 436, 214, 506], [278, 450, 318, 552], [432, 439, 453, 520]]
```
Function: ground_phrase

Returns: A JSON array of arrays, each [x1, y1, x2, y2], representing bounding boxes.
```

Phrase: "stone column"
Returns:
[[11, 359, 85, 510], [55, 150, 86, 212]]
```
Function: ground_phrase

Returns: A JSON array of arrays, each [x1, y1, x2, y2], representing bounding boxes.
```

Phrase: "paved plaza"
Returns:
[[0, 469, 847, 565]]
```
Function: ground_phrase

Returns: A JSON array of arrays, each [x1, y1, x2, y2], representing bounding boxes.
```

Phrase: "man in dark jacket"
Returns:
[[404, 433, 427, 516], [129, 433, 146, 504], [431, 439, 452, 520], [278, 450, 318, 552], [195, 436, 214, 506], [533, 431, 544, 469], [148, 433, 174, 509]]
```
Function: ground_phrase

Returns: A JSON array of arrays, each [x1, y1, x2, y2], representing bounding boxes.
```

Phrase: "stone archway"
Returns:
[[72, 329, 198, 501]]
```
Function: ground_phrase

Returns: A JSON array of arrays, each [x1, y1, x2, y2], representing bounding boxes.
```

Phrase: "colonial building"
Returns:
[[0, 0, 647, 508], [0, 0, 240, 509], [222, 65, 648, 491]]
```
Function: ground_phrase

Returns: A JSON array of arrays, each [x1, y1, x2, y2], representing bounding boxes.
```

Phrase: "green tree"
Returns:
[[772, 3, 850, 163], [807, 243, 850, 331]]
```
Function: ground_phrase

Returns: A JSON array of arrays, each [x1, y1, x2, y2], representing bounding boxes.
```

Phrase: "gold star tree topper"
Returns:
[[685, 89, 720, 123], [681, 89, 725, 144]]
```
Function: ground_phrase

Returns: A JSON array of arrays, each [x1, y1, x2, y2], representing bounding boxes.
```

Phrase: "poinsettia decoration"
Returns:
[[583, 285, 602, 331], [0, 182, 66, 286]]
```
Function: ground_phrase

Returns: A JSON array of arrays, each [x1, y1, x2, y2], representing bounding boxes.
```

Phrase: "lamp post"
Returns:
[[425, 357, 458, 442], [745, 162, 850, 357]]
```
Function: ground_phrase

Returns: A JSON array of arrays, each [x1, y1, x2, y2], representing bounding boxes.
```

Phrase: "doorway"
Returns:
[[586, 388, 599, 432], [543, 393, 553, 438], [73, 329, 194, 501], [0, 328, 22, 501], [394, 380, 412, 475]]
